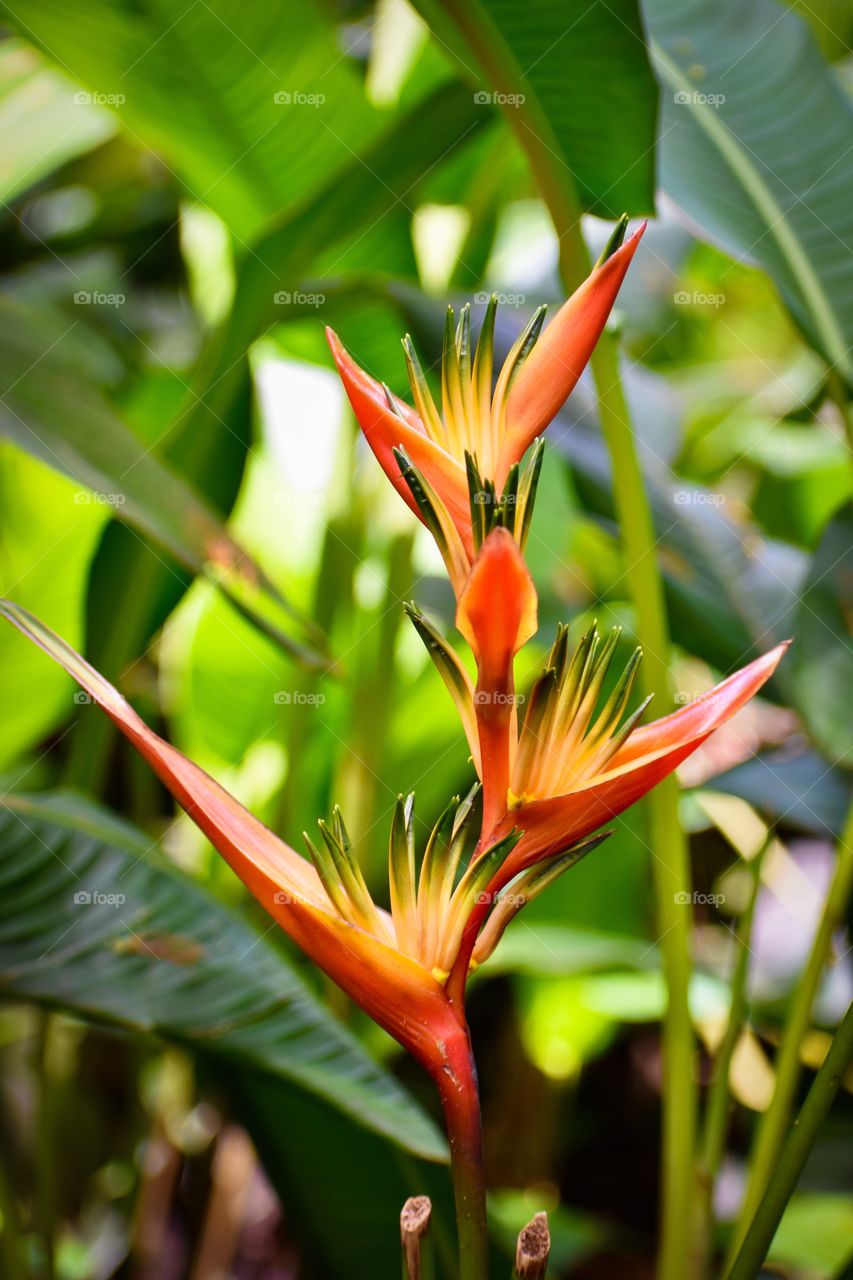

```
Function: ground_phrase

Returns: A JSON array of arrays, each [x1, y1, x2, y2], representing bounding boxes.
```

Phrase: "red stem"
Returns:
[[433, 1026, 490, 1280]]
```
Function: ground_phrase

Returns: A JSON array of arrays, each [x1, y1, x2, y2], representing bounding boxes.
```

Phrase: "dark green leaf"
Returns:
[[0, 790, 447, 1162], [414, 0, 658, 216], [790, 503, 853, 766], [647, 0, 853, 378]]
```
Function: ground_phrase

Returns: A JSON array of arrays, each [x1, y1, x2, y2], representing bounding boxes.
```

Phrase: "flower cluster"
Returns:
[[0, 216, 786, 1076]]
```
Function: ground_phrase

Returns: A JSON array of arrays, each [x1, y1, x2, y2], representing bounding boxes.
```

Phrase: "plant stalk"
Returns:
[[725, 998, 853, 1280], [559, 226, 698, 1280], [726, 802, 853, 1266], [697, 840, 767, 1274], [434, 1030, 489, 1280]]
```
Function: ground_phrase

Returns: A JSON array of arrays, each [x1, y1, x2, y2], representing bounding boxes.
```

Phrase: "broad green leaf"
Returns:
[[173, 79, 488, 447], [0, 790, 447, 1162], [1, 0, 384, 238], [790, 503, 853, 767], [714, 748, 851, 839], [232, 1072, 456, 1279], [0, 38, 114, 202], [0, 444, 105, 768], [646, 0, 853, 379], [413, 0, 658, 216], [561, 423, 806, 676], [0, 296, 326, 667]]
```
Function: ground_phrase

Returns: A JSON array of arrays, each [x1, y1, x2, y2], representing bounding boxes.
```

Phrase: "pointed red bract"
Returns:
[[456, 529, 537, 834], [491, 642, 789, 870], [501, 223, 646, 473]]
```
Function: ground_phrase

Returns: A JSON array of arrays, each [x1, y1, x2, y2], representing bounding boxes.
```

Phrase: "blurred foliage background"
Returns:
[[0, 0, 850, 1276]]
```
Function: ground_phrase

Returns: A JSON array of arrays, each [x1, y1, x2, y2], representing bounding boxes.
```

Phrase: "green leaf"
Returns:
[[231, 1072, 455, 1279], [413, 0, 658, 216], [714, 748, 852, 838], [0, 445, 105, 768], [2, 0, 384, 238], [0, 790, 447, 1163], [561, 425, 805, 676], [790, 503, 853, 767], [0, 297, 326, 667], [646, 0, 853, 379], [174, 79, 488, 446], [0, 38, 114, 202]]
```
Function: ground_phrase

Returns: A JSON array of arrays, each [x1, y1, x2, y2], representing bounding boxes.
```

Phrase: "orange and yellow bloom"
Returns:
[[0, 226, 789, 1275], [328, 220, 646, 593]]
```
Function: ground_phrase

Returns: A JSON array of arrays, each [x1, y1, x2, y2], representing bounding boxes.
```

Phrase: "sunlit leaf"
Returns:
[[0, 297, 326, 667]]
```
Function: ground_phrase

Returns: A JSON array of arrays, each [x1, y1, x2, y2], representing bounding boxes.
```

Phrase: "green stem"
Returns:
[[726, 803, 853, 1267], [697, 841, 767, 1273], [435, 1031, 489, 1280], [35, 1012, 56, 1280], [561, 226, 698, 1280], [419, 8, 694, 1271], [725, 998, 853, 1280]]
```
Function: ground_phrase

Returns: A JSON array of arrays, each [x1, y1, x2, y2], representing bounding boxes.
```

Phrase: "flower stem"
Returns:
[[725, 801, 853, 1267], [557, 221, 698, 1280], [725, 997, 853, 1280], [697, 839, 767, 1274], [435, 1030, 490, 1280]]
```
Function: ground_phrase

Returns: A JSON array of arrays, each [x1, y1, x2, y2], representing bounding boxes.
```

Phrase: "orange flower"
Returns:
[[0, 601, 470, 1071], [328, 221, 645, 592], [409, 531, 788, 995]]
